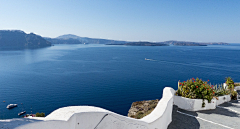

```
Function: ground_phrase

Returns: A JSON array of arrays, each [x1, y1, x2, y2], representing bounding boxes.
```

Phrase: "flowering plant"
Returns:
[[176, 78, 214, 107]]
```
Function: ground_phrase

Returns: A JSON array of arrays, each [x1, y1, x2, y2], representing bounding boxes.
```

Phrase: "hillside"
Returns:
[[47, 34, 229, 46], [44, 37, 82, 44], [45, 34, 127, 44], [107, 42, 168, 46], [0, 30, 51, 49]]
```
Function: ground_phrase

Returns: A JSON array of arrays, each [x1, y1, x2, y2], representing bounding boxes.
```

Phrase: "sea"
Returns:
[[0, 44, 240, 119]]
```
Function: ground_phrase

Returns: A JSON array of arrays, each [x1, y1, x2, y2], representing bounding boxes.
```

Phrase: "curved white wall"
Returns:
[[1, 87, 175, 129]]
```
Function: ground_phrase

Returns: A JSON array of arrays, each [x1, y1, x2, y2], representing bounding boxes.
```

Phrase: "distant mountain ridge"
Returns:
[[45, 34, 127, 44], [56, 34, 83, 39], [45, 34, 229, 46], [107, 42, 169, 46], [0, 30, 229, 48], [160, 40, 229, 45], [0, 30, 51, 49]]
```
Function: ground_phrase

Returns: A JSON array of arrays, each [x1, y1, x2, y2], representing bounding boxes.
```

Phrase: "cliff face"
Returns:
[[128, 99, 159, 119], [0, 30, 51, 48], [44, 38, 82, 44]]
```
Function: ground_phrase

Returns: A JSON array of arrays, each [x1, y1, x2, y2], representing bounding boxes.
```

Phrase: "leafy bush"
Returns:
[[235, 83, 240, 86], [225, 77, 238, 100], [225, 77, 235, 90], [231, 91, 238, 100], [176, 78, 214, 107], [36, 112, 45, 117], [136, 112, 144, 119]]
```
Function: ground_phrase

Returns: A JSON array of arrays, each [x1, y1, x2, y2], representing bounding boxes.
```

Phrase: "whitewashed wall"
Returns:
[[174, 96, 216, 111]]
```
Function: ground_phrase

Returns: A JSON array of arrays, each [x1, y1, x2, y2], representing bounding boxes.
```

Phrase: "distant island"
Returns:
[[106, 42, 168, 46], [45, 34, 229, 46], [161, 40, 228, 46], [0, 30, 230, 49], [44, 34, 127, 45], [0, 30, 51, 49]]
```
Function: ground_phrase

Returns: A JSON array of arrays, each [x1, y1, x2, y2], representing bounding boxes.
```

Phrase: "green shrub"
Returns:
[[235, 83, 240, 86], [136, 112, 144, 119], [176, 78, 214, 107], [226, 77, 235, 91], [36, 112, 45, 117], [225, 77, 238, 100], [231, 91, 238, 100]]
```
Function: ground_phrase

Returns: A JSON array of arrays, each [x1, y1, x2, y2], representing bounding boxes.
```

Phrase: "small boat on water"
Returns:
[[6, 104, 17, 109], [18, 103, 26, 116], [145, 58, 156, 61], [18, 111, 26, 116]]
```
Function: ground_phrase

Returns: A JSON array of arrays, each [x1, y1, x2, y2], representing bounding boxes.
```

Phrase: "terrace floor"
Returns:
[[168, 92, 240, 129]]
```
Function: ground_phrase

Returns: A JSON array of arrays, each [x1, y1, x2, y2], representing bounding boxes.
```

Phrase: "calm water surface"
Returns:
[[0, 44, 240, 119]]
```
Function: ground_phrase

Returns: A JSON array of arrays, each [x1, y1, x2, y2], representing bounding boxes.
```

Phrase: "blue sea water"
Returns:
[[0, 44, 240, 119]]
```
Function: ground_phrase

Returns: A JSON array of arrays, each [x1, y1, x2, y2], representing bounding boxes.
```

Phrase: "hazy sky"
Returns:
[[0, 0, 239, 43]]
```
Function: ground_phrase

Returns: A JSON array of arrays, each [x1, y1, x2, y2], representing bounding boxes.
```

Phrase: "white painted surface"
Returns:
[[235, 86, 240, 91], [223, 83, 227, 89], [141, 87, 175, 129], [226, 95, 231, 102], [0, 87, 175, 129], [45, 106, 111, 121], [174, 95, 216, 111], [215, 95, 231, 106]]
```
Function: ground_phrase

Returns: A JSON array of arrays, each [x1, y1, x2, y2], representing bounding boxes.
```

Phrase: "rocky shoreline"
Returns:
[[128, 99, 159, 119]]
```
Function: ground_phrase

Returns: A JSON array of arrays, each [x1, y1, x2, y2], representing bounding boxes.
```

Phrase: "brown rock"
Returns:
[[128, 99, 159, 119]]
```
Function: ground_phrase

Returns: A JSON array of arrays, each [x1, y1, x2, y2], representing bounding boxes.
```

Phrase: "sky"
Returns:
[[0, 0, 239, 43]]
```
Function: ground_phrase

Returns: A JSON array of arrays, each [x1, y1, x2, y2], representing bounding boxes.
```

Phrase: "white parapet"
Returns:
[[0, 87, 175, 129], [235, 86, 240, 91], [174, 95, 216, 111], [215, 95, 231, 106]]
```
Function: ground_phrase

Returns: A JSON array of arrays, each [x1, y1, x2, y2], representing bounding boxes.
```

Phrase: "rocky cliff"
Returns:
[[0, 30, 51, 48], [128, 99, 159, 119]]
